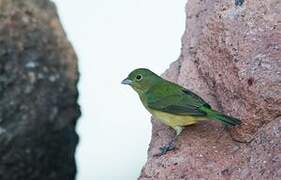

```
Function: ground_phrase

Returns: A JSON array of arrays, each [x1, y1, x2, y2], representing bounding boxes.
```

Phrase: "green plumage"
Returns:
[[201, 106, 241, 126], [122, 68, 241, 155]]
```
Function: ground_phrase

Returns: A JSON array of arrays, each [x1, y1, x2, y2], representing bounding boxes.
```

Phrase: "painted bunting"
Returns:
[[122, 68, 241, 156]]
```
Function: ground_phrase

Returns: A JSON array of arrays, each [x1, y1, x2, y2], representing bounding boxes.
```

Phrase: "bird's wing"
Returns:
[[145, 83, 210, 116]]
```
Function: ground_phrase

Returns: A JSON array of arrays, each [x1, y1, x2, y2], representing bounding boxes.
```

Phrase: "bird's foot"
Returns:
[[153, 128, 180, 157], [154, 143, 176, 157], [235, 0, 244, 6]]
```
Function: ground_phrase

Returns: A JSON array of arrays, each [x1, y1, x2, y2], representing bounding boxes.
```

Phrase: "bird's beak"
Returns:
[[121, 78, 132, 85]]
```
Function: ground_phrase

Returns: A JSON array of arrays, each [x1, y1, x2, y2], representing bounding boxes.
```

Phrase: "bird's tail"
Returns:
[[202, 107, 241, 126]]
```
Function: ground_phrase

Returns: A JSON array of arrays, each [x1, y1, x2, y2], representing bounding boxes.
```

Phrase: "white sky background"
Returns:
[[52, 0, 186, 179]]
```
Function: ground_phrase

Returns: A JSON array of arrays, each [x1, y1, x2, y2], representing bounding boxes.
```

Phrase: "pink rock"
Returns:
[[139, 0, 281, 179]]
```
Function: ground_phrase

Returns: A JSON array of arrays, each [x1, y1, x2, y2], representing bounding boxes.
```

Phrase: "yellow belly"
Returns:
[[150, 109, 202, 128]]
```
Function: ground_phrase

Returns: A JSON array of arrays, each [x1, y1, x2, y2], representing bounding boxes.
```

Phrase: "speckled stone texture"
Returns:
[[0, 0, 80, 180], [139, 0, 281, 179]]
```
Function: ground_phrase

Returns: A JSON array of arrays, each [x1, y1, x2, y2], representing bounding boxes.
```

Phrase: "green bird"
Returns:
[[122, 68, 241, 156]]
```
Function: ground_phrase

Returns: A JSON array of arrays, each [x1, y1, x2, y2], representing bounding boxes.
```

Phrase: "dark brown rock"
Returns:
[[0, 0, 80, 179], [140, 0, 281, 179]]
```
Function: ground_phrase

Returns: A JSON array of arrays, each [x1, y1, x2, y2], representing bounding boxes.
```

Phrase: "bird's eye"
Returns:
[[136, 74, 143, 81]]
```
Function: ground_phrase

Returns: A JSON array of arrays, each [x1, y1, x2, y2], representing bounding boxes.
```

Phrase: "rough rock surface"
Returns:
[[0, 0, 80, 180], [139, 0, 281, 179]]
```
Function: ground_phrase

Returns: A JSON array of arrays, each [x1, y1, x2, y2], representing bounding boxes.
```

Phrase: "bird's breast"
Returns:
[[149, 109, 200, 128]]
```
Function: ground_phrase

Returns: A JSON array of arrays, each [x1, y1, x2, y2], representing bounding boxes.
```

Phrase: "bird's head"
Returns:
[[121, 68, 161, 93]]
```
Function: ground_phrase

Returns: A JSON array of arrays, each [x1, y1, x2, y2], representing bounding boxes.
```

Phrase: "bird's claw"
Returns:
[[154, 144, 176, 157], [235, 0, 244, 6]]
